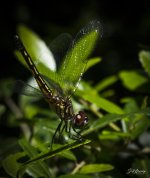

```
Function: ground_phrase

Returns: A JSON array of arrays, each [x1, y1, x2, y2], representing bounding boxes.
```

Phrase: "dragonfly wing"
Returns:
[[38, 33, 73, 95], [49, 33, 73, 69], [41, 74, 64, 97], [58, 20, 101, 96], [12, 80, 43, 97]]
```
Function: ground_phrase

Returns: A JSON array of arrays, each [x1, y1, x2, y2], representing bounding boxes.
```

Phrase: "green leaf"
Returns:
[[2, 152, 26, 178], [119, 70, 148, 90], [77, 81, 123, 114], [95, 75, 118, 91], [130, 116, 150, 139], [16, 25, 56, 71], [84, 93, 123, 114], [58, 21, 101, 91], [80, 91, 123, 114], [84, 107, 150, 135], [99, 130, 130, 140], [18, 139, 52, 178], [85, 57, 102, 71], [21, 139, 91, 166], [58, 149, 77, 161], [139, 50, 150, 75], [121, 97, 139, 113], [78, 164, 114, 174], [15, 25, 58, 84], [84, 113, 124, 135]]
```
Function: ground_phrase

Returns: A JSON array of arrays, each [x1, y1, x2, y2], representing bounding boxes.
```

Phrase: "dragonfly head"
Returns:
[[73, 111, 88, 128]]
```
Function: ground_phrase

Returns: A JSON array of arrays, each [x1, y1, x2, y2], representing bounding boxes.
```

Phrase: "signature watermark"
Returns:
[[126, 168, 146, 175]]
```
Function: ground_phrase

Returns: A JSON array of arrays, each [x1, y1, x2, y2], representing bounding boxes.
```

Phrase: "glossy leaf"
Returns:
[[119, 70, 148, 90], [77, 81, 123, 114], [58, 21, 101, 93], [78, 164, 114, 174], [85, 57, 102, 71], [15, 25, 58, 85], [95, 75, 118, 92], [83, 93, 123, 114], [16, 25, 56, 71]]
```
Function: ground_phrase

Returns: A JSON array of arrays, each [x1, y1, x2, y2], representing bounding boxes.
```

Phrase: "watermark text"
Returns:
[[126, 168, 146, 175]]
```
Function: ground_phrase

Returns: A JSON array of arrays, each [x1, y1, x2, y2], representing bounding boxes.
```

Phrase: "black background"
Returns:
[[0, 0, 150, 82]]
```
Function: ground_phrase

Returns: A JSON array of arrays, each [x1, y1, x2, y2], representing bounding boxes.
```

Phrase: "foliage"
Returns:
[[0, 24, 150, 178]]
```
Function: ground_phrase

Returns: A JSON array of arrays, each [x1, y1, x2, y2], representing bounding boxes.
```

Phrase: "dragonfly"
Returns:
[[14, 21, 100, 148]]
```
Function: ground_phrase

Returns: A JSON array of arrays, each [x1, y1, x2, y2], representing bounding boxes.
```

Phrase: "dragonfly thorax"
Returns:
[[48, 95, 74, 120]]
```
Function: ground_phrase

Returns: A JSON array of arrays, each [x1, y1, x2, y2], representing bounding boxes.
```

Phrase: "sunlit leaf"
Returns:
[[16, 25, 56, 71], [77, 81, 123, 114], [95, 75, 118, 92], [119, 70, 148, 90], [85, 57, 102, 71], [59, 21, 101, 93], [78, 164, 114, 174], [15, 25, 57, 83]]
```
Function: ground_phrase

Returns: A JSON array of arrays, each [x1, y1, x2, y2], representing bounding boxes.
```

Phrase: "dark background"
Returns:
[[1, 0, 150, 83]]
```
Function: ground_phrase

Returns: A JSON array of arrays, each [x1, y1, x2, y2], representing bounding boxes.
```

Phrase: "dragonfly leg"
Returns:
[[58, 123, 66, 140], [72, 127, 83, 141], [65, 121, 83, 141], [50, 120, 63, 150], [64, 120, 72, 138], [68, 120, 72, 138]]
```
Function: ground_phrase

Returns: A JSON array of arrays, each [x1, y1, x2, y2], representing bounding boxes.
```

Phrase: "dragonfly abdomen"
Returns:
[[15, 35, 53, 98]]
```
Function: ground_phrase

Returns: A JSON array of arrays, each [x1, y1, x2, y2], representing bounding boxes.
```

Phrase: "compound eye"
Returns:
[[74, 111, 88, 127], [75, 114, 82, 123]]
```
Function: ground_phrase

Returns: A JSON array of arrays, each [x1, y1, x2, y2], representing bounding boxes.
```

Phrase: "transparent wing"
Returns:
[[49, 33, 73, 69], [13, 77, 65, 98], [38, 33, 73, 95], [41, 74, 64, 97], [12, 80, 43, 97], [58, 20, 101, 96]]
